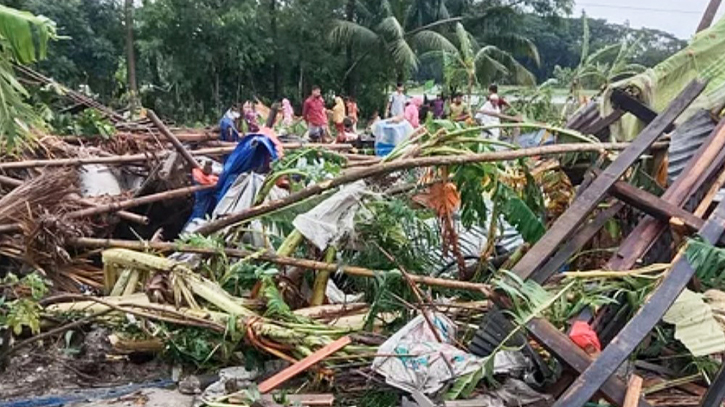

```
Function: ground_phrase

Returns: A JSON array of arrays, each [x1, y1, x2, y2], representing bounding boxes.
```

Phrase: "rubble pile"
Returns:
[[6, 30, 725, 407]]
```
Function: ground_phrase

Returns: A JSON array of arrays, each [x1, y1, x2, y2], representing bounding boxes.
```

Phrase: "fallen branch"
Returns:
[[69, 237, 493, 293], [65, 184, 212, 219], [148, 110, 201, 170], [194, 142, 667, 236]]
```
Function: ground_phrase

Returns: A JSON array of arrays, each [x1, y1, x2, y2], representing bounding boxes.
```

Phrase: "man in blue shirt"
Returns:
[[219, 106, 241, 142]]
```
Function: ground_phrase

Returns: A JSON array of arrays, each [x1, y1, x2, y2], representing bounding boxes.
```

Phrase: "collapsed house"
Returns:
[[5, 15, 725, 407]]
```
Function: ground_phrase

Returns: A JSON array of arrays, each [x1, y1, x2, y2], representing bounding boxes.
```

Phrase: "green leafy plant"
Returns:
[[0, 272, 51, 335]]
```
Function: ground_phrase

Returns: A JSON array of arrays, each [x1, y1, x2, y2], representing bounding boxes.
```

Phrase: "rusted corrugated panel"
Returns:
[[668, 110, 717, 183]]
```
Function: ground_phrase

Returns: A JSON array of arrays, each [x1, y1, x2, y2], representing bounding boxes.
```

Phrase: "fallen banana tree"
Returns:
[[68, 237, 494, 293], [45, 248, 372, 362]]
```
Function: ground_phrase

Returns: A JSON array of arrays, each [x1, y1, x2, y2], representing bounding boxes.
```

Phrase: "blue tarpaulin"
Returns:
[[215, 134, 279, 203]]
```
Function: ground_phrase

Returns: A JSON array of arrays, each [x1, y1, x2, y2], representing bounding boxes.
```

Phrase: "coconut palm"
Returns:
[[0, 4, 58, 153], [330, 0, 459, 80], [425, 22, 539, 103]]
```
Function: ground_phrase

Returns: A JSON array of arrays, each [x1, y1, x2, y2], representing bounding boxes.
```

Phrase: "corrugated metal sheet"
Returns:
[[663, 289, 725, 357], [667, 110, 717, 183]]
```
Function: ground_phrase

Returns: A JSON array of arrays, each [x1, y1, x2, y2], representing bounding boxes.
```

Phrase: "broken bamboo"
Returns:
[[147, 109, 202, 170], [192, 141, 674, 236], [65, 184, 212, 219], [68, 238, 494, 293]]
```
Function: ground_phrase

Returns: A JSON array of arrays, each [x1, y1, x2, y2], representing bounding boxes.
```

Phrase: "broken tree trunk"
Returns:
[[192, 141, 673, 236], [552, 197, 725, 407], [148, 110, 201, 170], [68, 237, 493, 293], [510, 79, 706, 283]]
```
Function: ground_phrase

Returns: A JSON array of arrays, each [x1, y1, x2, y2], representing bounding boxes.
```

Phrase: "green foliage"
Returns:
[[53, 109, 116, 138], [162, 324, 242, 367], [0, 272, 51, 335], [685, 238, 725, 289], [445, 366, 485, 400], [0, 4, 58, 152], [494, 183, 545, 243], [350, 198, 439, 272]]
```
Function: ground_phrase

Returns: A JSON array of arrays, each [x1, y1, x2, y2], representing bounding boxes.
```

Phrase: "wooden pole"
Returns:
[[68, 237, 494, 293], [191, 141, 675, 236], [0, 143, 359, 170], [697, 0, 723, 33], [147, 110, 201, 170], [0, 175, 147, 225], [65, 184, 212, 219]]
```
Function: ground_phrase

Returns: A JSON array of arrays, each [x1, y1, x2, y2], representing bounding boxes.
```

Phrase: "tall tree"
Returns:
[[330, 0, 458, 82], [0, 4, 58, 151], [124, 0, 139, 114], [425, 22, 537, 101]]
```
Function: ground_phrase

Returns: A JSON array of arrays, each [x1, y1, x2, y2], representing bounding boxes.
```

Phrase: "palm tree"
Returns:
[[425, 22, 539, 104], [0, 5, 59, 153], [330, 0, 458, 82]]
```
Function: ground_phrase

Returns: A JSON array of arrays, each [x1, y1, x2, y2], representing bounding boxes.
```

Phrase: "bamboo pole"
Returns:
[[0, 143, 357, 170], [65, 184, 212, 219], [147, 110, 201, 170], [194, 141, 669, 236], [68, 237, 493, 293], [0, 174, 147, 224]]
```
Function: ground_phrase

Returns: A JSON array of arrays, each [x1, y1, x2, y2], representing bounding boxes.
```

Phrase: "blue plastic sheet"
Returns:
[[215, 134, 279, 203]]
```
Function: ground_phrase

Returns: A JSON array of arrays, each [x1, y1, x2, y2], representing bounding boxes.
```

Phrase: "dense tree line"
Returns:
[[0, 0, 684, 125]]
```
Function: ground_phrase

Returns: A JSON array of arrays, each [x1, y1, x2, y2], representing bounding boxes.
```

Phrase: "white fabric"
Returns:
[[292, 180, 367, 250], [476, 100, 501, 140]]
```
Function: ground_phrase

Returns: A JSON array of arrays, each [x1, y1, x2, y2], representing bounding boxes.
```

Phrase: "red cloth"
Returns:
[[192, 168, 218, 186], [569, 321, 601, 353], [303, 96, 328, 126]]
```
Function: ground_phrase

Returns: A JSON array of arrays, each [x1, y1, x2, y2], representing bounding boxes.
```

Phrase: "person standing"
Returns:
[[488, 84, 510, 111], [476, 94, 502, 140], [432, 94, 445, 119], [219, 105, 241, 142], [332, 96, 346, 136], [281, 98, 294, 126], [385, 82, 407, 118], [346, 96, 359, 126], [448, 93, 470, 122], [302, 85, 328, 141], [243, 101, 260, 133], [404, 96, 423, 128]]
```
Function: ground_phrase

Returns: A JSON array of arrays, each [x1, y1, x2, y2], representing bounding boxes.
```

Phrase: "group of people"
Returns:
[[385, 82, 509, 137], [219, 82, 510, 146], [302, 86, 361, 143]]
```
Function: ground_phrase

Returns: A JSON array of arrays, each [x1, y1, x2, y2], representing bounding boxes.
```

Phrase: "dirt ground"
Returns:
[[0, 327, 171, 403]]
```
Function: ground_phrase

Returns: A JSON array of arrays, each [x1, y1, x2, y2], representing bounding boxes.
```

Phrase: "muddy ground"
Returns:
[[0, 327, 171, 403]]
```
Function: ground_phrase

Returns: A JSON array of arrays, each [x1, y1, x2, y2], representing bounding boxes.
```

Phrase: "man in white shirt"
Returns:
[[386, 82, 407, 118], [476, 94, 502, 140]]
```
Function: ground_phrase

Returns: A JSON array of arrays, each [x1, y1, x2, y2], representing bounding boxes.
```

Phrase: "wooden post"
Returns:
[[623, 375, 644, 407], [697, 0, 723, 33], [552, 198, 725, 407], [147, 110, 201, 170], [257, 336, 351, 393], [65, 184, 212, 219], [510, 80, 706, 283]]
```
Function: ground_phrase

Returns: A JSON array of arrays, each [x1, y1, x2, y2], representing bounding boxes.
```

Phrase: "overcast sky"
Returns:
[[572, 0, 725, 39]]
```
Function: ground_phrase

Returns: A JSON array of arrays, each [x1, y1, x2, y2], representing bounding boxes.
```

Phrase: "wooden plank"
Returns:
[[608, 181, 704, 231], [257, 336, 351, 394], [552, 198, 725, 407], [611, 89, 675, 133], [609, 120, 725, 270], [583, 109, 626, 138], [697, 0, 723, 32], [525, 318, 651, 407], [530, 202, 623, 283], [511, 80, 706, 282], [699, 362, 725, 406], [624, 376, 644, 407]]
